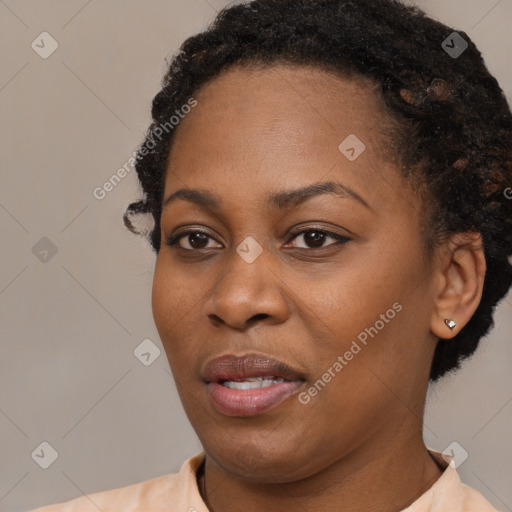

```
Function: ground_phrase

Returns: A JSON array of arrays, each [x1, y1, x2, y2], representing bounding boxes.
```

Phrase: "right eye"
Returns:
[[166, 229, 223, 251]]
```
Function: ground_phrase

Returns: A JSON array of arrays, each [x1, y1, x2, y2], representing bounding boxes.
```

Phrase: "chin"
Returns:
[[202, 434, 323, 483]]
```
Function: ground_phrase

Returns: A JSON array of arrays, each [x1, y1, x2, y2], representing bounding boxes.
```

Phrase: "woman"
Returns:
[[32, 0, 512, 510]]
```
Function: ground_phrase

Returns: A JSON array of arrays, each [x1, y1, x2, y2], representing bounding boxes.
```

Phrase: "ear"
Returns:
[[430, 232, 486, 339]]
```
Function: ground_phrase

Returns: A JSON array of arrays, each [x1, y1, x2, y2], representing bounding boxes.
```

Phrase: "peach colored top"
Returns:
[[31, 450, 499, 512]]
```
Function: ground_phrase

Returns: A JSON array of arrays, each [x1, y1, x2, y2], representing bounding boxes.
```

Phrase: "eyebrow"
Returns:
[[162, 180, 371, 212]]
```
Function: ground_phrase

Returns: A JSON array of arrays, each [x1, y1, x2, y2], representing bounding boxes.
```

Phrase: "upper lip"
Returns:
[[201, 353, 305, 383]]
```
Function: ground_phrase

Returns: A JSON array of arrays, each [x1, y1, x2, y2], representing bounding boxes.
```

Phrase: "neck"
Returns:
[[198, 430, 444, 512]]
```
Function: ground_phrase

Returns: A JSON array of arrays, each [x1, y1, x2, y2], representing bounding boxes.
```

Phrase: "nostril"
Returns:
[[250, 313, 269, 322], [208, 314, 225, 326]]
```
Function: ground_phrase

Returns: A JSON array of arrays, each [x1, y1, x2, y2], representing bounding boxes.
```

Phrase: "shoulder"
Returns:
[[29, 453, 206, 512], [30, 473, 178, 512], [458, 482, 502, 512], [404, 451, 501, 512]]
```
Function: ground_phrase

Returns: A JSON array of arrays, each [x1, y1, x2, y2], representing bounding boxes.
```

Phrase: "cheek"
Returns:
[[303, 240, 428, 381], [151, 260, 195, 356], [152, 255, 204, 322], [151, 259, 172, 334], [303, 267, 401, 347], [151, 257, 221, 386]]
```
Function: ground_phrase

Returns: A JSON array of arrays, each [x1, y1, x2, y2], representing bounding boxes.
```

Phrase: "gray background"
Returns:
[[0, 1, 510, 511]]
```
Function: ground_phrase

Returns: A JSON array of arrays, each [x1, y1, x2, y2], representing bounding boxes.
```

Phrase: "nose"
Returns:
[[204, 245, 290, 330]]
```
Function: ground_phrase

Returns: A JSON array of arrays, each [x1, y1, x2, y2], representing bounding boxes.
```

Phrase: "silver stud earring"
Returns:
[[445, 319, 456, 330]]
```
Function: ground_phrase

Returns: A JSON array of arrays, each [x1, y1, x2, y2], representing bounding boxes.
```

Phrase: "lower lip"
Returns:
[[207, 380, 303, 417]]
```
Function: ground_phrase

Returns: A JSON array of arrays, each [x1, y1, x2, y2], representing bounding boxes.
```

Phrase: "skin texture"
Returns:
[[151, 64, 486, 512]]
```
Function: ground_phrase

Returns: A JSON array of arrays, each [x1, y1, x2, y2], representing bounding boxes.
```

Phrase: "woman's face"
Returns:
[[152, 64, 440, 482]]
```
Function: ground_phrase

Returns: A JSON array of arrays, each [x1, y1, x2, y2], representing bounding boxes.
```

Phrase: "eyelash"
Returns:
[[165, 227, 351, 253]]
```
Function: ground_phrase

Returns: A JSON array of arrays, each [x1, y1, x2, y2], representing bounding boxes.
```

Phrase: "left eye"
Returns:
[[286, 228, 350, 249]]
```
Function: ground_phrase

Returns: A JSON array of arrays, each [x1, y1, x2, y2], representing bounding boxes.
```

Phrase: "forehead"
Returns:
[[171, 63, 387, 151], [165, 63, 408, 212]]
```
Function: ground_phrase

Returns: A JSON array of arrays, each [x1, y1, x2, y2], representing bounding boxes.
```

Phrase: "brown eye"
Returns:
[[287, 228, 350, 250], [166, 230, 222, 250]]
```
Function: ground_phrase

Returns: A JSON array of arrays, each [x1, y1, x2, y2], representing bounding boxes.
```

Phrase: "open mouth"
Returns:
[[201, 352, 306, 417], [220, 376, 288, 389], [208, 376, 304, 417]]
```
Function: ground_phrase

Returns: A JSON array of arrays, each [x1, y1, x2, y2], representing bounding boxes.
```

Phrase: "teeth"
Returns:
[[222, 377, 285, 389]]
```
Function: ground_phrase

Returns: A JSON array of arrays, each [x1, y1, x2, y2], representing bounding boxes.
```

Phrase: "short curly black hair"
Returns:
[[124, 0, 512, 381]]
